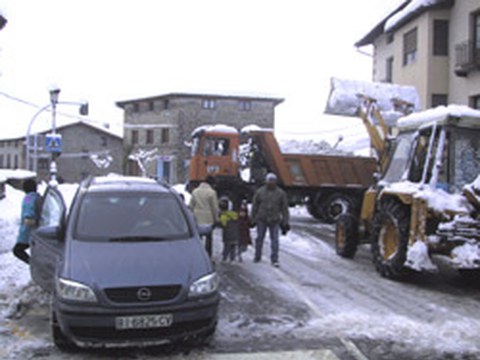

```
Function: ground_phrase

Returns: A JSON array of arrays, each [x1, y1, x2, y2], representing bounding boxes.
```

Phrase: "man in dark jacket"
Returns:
[[251, 173, 289, 267]]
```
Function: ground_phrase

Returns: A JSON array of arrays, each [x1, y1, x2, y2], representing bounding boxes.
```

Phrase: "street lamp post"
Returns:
[[24, 88, 88, 183], [48, 87, 61, 185]]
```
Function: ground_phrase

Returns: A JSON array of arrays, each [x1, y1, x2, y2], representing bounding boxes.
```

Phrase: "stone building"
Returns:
[[356, 0, 480, 110], [116, 93, 284, 184], [0, 120, 123, 183]]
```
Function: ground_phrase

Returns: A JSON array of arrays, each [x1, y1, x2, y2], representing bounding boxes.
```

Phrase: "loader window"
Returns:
[[382, 135, 412, 183], [451, 128, 480, 191], [408, 133, 429, 183], [203, 137, 230, 157]]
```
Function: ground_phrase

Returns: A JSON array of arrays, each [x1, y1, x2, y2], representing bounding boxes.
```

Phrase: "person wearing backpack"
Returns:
[[13, 179, 42, 264]]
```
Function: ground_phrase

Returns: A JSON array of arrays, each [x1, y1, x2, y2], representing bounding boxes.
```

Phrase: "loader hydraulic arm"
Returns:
[[356, 95, 391, 173]]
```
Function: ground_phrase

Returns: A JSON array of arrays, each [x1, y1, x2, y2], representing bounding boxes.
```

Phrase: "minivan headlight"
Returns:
[[56, 278, 97, 303], [188, 273, 219, 298]]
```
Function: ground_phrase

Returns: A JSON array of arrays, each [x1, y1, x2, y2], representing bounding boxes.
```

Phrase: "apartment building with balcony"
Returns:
[[356, 0, 480, 110], [116, 92, 284, 184]]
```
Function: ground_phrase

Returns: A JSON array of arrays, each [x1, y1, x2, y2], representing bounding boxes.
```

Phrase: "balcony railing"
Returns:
[[455, 40, 480, 77]]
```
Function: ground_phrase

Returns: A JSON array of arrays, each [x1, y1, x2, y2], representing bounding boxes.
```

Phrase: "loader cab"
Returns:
[[404, 118, 480, 193], [189, 128, 240, 182]]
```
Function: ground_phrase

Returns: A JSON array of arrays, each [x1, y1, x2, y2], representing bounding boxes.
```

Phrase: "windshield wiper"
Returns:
[[109, 236, 168, 242]]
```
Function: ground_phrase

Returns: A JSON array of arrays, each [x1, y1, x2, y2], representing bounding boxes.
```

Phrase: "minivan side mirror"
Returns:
[[36, 226, 62, 241]]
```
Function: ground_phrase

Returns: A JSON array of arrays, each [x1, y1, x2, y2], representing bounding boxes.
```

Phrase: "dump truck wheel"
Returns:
[[306, 198, 322, 220], [371, 198, 410, 280], [335, 214, 359, 258], [321, 193, 356, 224]]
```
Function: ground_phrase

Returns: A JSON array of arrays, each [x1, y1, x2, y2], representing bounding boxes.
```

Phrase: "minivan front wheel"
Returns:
[[51, 307, 75, 351]]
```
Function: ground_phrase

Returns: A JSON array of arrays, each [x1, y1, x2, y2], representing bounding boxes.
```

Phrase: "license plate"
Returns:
[[115, 314, 173, 330]]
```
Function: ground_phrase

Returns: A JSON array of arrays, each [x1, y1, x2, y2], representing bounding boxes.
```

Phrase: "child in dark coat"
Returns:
[[219, 197, 241, 262]]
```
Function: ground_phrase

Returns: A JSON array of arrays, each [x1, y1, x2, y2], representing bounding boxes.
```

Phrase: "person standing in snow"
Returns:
[[251, 173, 289, 267], [238, 200, 252, 253], [218, 197, 240, 262], [189, 176, 219, 257], [13, 179, 42, 264]]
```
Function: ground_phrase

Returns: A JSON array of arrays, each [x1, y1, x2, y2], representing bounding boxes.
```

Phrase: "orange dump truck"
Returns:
[[189, 126, 377, 223]]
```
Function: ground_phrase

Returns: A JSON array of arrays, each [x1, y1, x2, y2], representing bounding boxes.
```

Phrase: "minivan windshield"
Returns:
[[75, 192, 190, 242]]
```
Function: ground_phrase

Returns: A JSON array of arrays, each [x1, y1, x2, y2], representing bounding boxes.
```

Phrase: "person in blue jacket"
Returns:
[[13, 179, 41, 264]]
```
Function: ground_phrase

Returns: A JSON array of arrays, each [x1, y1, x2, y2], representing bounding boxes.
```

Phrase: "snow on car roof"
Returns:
[[397, 105, 480, 132]]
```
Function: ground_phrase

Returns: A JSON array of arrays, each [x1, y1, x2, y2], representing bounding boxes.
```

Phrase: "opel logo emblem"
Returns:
[[137, 287, 152, 301]]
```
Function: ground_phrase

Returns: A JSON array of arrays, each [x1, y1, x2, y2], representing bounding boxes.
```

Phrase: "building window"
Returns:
[[433, 20, 449, 56], [131, 130, 139, 145], [132, 103, 139, 113], [386, 32, 394, 44], [403, 28, 418, 65], [14, 155, 18, 169], [148, 101, 155, 112], [6, 154, 10, 168], [202, 99, 216, 109], [470, 95, 480, 109], [386, 57, 394, 83], [239, 100, 252, 111], [161, 128, 170, 144], [0, 154, 3, 167], [146, 129, 154, 144], [431, 94, 448, 107], [164, 99, 170, 110], [101, 136, 108, 147]]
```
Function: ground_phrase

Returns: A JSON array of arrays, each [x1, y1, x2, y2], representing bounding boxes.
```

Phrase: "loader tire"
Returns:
[[335, 214, 359, 259], [371, 198, 411, 280], [321, 193, 356, 224]]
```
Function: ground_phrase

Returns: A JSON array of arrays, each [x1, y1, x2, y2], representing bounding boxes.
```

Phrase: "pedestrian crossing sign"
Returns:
[[45, 133, 62, 153]]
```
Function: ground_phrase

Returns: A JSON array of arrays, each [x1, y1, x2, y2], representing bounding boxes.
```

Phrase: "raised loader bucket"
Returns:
[[325, 78, 420, 125]]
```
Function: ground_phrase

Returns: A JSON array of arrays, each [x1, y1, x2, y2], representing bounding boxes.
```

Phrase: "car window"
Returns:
[[75, 192, 191, 241], [40, 189, 65, 228]]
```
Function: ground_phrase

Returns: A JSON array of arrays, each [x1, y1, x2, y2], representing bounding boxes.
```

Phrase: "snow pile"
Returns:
[[464, 175, 480, 208], [397, 105, 480, 132], [385, 181, 472, 214], [279, 138, 353, 156], [385, 0, 442, 32], [191, 124, 238, 138], [451, 243, 480, 269], [405, 240, 437, 271], [325, 77, 420, 120]]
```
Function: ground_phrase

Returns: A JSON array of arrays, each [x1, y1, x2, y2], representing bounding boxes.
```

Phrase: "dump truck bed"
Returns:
[[249, 131, 377, 189]]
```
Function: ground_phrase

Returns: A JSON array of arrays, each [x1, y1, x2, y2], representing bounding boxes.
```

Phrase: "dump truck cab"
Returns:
[[189, 125, 240, 185]]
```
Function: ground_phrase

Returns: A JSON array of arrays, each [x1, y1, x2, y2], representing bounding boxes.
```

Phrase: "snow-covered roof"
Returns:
[[0, 169, 36, 181], [0, 117, 122, 142], [117, 91, 284, 108], [397, 105, 480, 132], [356, 0, 454, 46], [325, 77, 420, 120]]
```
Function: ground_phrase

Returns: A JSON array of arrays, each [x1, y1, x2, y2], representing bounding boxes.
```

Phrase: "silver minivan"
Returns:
[[30, 176, 219, 349]]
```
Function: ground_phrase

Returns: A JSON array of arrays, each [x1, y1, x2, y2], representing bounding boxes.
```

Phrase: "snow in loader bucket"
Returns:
[[324, 77, 420, 124]]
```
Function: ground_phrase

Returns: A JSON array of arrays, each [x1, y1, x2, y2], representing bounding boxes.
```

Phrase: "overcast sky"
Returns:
[[0, 0, 404, 144]]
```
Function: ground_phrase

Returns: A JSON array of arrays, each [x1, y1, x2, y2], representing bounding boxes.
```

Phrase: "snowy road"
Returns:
[[1, 186, 480, 359]]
